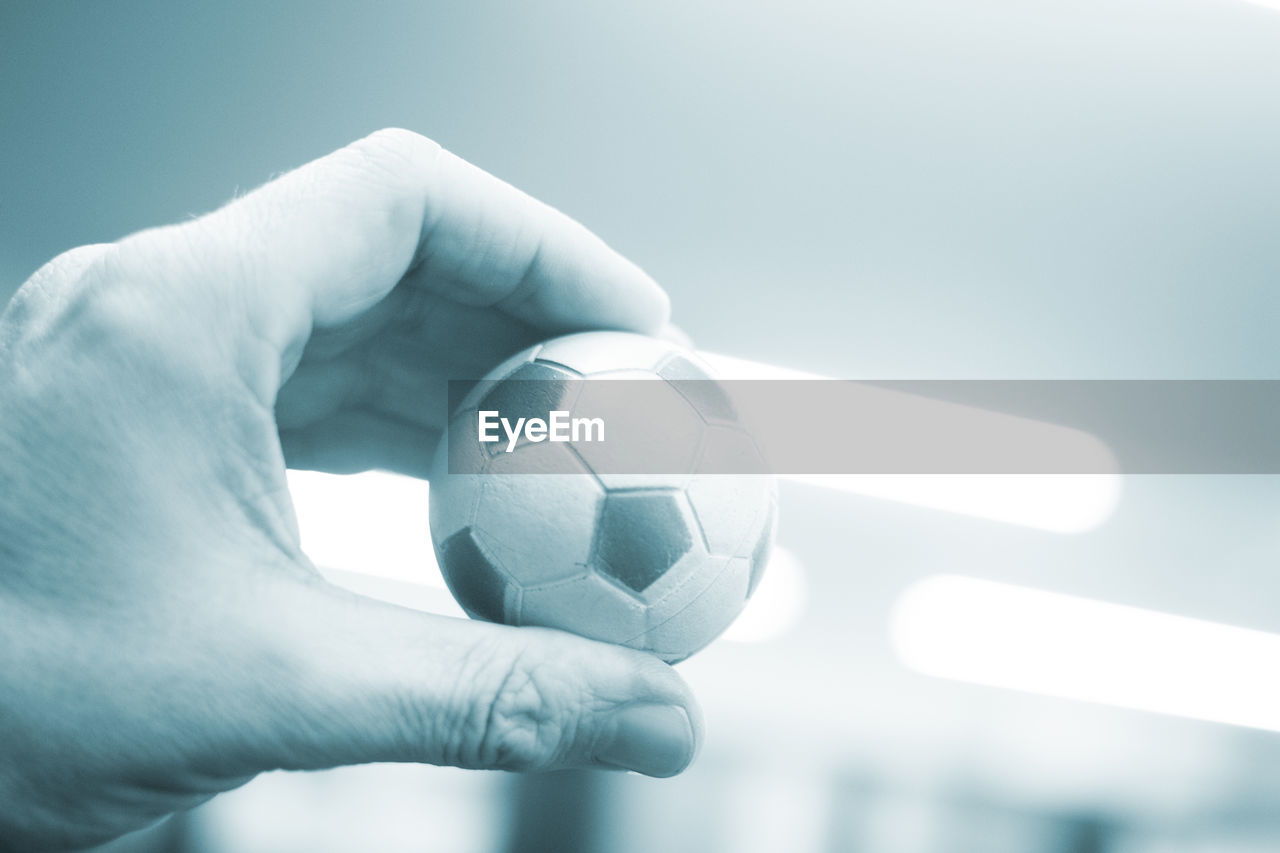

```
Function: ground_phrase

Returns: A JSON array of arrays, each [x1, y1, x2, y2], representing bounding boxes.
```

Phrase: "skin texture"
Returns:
[[0, 129, 702, 851]]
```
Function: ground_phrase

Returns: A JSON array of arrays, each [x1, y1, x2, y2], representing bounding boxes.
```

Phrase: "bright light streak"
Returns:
[[891, 575, 1280, 733], [699, 351, 1120, 533], [699, 352, 820, 383], [788, 474, 1118, 533], [288, 469, 443, 587], [723, 546, 807, 644]]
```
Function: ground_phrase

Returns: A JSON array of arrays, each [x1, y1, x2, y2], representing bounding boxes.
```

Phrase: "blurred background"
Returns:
[[5, 1, 1280, 850]]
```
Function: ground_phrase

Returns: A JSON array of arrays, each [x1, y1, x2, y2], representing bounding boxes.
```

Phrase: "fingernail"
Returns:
[[595, 704, 695, 778]]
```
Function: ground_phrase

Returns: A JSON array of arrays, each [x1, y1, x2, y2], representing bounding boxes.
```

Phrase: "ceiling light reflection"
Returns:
[[891, 575, 1280, 733]]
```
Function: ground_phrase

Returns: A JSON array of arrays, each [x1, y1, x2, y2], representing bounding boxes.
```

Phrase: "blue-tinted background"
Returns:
[[6, 0, 1280, 380]]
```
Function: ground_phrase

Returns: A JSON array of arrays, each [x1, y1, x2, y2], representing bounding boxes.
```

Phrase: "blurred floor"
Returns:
[[75, 758, 1280, 853]]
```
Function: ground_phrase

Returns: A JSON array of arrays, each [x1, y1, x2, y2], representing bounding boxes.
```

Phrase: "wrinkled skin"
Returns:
[[0, 129, 701, 851]]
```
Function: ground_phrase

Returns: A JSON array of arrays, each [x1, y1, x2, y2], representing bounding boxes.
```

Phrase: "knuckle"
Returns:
[[297, 129, 442, 300], [95, 225, 240, 366], [482, 661, 558, 769], [2, 243, 130, 378], [345, 128, 441, 199], [31, 242, 115, 291], [451, 633, 584, 771], [4, 234, 224, 397], [3, 243, 115, 333], [359, 127, 441, 164], [69, 267, 172, 361]]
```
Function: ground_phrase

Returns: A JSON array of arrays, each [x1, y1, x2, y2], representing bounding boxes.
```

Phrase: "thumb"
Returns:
[[251, 581, 702, 779]]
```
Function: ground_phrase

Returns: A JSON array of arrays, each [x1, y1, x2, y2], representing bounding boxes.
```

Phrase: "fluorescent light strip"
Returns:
[[699, 352, 1120, 533], [891, 575, 1280, 733]]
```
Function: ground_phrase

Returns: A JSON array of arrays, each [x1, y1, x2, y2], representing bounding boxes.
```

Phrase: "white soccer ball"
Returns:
[[428, 331, 777, 663]]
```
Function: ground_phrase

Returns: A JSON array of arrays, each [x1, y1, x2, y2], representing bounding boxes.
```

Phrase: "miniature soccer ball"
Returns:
[[428, 331, 777, 663]]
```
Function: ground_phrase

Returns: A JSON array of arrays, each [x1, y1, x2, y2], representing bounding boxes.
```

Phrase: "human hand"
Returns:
[[0, 129, 700, 850]]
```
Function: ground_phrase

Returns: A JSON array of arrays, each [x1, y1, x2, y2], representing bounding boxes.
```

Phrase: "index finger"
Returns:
[[406, 141, 671, 334], [116, 128, 669, 361]]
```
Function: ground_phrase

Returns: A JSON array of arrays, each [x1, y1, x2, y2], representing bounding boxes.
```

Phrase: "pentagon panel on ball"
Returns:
[[592, 489, 698, 596], [428, 331, 779, 662], [433, 527, 516, 624]]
